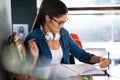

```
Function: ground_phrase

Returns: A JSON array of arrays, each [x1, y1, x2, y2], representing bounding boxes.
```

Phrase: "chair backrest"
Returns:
[[70, 33, 83, 48]]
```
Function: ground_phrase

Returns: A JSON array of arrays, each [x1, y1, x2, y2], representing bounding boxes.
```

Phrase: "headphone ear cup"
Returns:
[[54, 32, 60, 41], [45, 32, 54, 41]]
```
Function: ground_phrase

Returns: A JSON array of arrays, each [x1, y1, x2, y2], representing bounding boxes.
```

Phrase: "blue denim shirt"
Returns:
[[24, 27, 94, 67]]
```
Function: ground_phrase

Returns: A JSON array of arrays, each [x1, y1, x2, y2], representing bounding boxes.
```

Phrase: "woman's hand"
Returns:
[[90, 56, 110, 68], [24, 39, 39, 72], [99, 57, 110, 68], [28, 39, 39, 59]]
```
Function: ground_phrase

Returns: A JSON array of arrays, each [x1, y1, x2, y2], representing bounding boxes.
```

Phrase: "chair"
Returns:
[[70, 33, 83, 48]]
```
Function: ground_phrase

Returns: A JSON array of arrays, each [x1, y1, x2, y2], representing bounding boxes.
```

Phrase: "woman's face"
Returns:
[[45, 13, 68, 33]]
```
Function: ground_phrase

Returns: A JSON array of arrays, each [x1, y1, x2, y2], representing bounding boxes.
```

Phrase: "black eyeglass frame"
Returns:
[[51, 18, 68, 26]]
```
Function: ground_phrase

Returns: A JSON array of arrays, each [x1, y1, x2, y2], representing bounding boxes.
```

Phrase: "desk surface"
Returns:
[[93, 76, 120, 80], [107, 64, 120, 78]]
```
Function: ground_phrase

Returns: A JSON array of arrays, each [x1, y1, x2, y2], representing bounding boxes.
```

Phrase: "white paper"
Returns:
[[34, 63, 104, 79], [63, 64, 104, 75], [35, 64, 78, 79]]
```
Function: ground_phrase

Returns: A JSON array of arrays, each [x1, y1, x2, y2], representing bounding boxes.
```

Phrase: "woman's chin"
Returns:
[[53, 29, 60, 33]]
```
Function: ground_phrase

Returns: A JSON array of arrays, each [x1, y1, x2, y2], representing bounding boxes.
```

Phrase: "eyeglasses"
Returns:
[[52, 18, 68, 26]]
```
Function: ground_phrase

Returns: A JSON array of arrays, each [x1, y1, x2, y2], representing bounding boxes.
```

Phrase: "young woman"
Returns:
[[7, 0, 109, 79], [24, 0, 109, 68]]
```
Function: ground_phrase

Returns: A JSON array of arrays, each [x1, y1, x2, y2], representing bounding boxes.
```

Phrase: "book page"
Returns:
[[62, 64, 104, 75], [35, 64, 78, 79]]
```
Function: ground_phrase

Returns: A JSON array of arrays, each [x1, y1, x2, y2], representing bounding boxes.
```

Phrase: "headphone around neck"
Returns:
[[45, 32, 60, 41], [40, 26, 60, 41]]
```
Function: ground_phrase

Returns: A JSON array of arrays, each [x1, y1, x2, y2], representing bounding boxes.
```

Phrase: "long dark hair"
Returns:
[[32, 0, 68, 30]]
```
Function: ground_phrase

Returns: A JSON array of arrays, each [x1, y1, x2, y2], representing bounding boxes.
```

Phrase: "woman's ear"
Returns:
[[45, 15, 51, 23]]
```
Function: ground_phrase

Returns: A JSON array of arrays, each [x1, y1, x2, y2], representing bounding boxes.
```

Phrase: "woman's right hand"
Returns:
[[28, 39, 39, 59]]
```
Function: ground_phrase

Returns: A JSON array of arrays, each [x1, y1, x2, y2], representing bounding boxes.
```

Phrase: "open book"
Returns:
[[34, 64, 104, 79]]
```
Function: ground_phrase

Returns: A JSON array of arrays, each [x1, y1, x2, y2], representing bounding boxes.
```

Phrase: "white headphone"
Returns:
[[45, 32, 60, 41], [40, 26, 60, 41]]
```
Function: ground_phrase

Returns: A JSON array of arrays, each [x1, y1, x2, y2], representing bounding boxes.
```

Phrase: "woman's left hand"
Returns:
[[99, 57, 110, 68], [28, 39, 39, 59]]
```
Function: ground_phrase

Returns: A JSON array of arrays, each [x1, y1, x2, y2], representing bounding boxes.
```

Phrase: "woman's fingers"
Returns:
[[99, 58, 110, 68], [28, 39, 36, 46], [28, 39, 39, 58]]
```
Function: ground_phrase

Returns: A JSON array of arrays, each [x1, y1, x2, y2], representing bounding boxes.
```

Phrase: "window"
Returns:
[[37, 0, 120, 42], [62, 0, 120, 7], [61, 0, 120, 42], [65, 11, 120, 42]]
